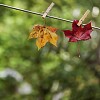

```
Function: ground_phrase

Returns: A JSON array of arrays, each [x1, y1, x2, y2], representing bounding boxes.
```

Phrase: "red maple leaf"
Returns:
[[63, 20, 93, 42]]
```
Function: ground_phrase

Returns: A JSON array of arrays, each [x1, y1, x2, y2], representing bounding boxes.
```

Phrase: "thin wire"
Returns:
[[0, 3, 100, 30]]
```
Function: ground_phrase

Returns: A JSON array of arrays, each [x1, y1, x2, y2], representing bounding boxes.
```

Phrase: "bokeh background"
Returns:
[[0, 0, 100, 100]]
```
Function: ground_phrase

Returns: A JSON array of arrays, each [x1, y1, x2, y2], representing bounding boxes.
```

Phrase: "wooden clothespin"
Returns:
[[42, 2, 55, 18], [77, 10, 90, 26]]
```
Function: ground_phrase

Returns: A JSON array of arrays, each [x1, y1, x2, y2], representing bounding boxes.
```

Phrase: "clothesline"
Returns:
[[0, 3, 100, 30]]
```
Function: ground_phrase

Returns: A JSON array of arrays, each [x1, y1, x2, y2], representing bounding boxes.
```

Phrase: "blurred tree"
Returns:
[[0, 0, 100, 100]]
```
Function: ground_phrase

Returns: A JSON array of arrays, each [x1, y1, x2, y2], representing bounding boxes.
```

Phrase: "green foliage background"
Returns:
[[0, 0, 100, 100]]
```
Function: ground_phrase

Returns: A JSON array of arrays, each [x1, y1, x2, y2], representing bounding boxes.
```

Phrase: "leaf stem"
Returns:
[[77, 41, 81, 58], [43, 18, 46, 26]]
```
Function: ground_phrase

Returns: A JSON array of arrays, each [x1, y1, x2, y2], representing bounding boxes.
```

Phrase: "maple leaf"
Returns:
[[63, 20, 93, 42], [29, 25, 58, 50]]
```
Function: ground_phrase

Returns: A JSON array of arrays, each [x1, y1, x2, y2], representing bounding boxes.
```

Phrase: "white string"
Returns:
[[0, 4, 100, 30]]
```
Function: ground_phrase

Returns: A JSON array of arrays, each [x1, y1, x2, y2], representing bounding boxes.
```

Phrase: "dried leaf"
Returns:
[[29, 25, 58, 50], [63, 20, 93, 42]]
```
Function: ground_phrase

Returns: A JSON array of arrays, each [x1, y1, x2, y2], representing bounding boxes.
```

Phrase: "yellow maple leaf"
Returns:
[[29, 25, 58, 50]]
